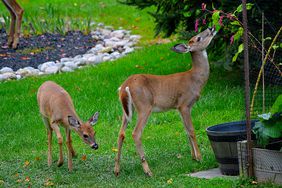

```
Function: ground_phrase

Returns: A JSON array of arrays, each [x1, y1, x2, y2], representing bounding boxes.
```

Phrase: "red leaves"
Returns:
[[81, 154, 87, 161], [195, 19, 199, 32], [230, 35, 235, 45], [20, 56, 31, 60], [201, 3, 206, 11], [219, 16, 224, 26]]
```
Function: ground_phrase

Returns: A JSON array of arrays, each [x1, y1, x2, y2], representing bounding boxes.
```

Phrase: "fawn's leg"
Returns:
[[65, 128, 75, 171], [51, 123, 64, 167], [179, 106, 202, 161], [114, 114, 129, 176], [132, 109, 152, 176], [42, 116, 53, 166]]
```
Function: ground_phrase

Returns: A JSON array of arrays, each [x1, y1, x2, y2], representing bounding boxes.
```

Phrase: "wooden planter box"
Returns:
[[253, 148, 282, 184]]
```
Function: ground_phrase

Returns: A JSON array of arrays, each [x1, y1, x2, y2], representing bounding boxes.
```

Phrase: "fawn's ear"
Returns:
[[171, 43, 190, 53], [68, 116, 80, 128], [88, 112, 99, 126]]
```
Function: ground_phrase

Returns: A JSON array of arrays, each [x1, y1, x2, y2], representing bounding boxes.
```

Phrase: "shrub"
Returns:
[[120, 0, 282, 68]]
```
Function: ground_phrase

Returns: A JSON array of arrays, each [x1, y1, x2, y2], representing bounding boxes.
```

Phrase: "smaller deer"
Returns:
[[1, 0, 24, 49], [37, 81, 99, 171], [114, 27, 216, 176]]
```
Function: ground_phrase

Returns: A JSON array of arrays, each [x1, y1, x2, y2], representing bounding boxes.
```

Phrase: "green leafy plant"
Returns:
[[252, 94, 282, 150]]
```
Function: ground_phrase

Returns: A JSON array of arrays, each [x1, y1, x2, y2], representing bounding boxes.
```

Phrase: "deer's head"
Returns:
[[172, 27, 216, 53], [68, 112, 99, 150]]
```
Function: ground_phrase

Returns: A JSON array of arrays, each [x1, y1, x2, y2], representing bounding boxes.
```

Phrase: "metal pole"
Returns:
[[242, 0, 253, 177], [262, 12, 265, 113]]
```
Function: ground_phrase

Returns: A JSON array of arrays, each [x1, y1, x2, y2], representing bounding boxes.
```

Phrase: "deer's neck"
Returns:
[[189, 50, 210, 86]]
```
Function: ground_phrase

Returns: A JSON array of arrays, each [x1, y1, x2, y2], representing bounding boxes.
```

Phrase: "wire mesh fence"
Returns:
[[248, 5, 282, 118]]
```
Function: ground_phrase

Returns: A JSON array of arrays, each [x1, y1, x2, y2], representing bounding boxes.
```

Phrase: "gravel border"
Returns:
[[0, 24, 141, 82]]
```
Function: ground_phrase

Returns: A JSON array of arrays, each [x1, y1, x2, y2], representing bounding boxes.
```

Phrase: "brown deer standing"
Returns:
[[37, 81, 99, 171], [114, 27, 216, 176], [1, 0, 24, 49]]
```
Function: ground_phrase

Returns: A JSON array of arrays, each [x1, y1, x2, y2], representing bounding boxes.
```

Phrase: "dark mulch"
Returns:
[[0, 28, 97, 70]]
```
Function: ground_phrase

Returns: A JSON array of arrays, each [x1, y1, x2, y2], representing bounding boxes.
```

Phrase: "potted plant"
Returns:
[[252, 94, 282, 184], [206, 120, 257, 175]]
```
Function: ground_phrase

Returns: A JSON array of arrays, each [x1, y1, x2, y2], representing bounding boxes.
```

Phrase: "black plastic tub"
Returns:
[[206, 120, 256, 175]]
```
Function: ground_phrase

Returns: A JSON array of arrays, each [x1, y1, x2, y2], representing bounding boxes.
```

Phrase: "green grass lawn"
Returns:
[[0, 0, 156, 44], [0, 1, 278, 187], [0, 43, 246, 187]]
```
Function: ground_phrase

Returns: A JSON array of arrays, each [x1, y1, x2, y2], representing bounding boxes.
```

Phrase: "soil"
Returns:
[[0, 28, 97, 70]]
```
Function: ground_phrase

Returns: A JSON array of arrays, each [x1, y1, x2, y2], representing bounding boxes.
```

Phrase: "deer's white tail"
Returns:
[[123, 87, 133, 122]]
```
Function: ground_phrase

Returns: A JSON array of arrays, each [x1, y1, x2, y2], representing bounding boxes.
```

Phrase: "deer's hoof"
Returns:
[[145, 170, 153, 177], [114, 166, 120, 177], [114, 170, 120, 177], [72, 152, 77, 158], [12, 43, 18, 50], [7, 37, 13, 47], [192, 156, 202, 162], [57, 160, 64, 167]]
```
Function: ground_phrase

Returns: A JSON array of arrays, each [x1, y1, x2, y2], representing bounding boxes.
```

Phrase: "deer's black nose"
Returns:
[[91, 143, 98, 150]]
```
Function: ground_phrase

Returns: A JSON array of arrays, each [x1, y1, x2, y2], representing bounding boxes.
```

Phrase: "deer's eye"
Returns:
[[197, 37, 201, 42], [83, 134, 89, 138]]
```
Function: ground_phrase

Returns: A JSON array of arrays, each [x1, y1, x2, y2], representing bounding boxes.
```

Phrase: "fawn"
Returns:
[[37, 81, 99, 171]]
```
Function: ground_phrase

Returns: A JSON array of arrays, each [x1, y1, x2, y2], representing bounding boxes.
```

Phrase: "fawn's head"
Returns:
[[171, 27, 216, 53], [68, 112, 99, 150]]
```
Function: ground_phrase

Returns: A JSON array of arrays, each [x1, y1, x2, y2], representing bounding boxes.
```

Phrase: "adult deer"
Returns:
[[1, 0, 24, 49], [114, 27, 216, 176], [37, 81, 99, 171]]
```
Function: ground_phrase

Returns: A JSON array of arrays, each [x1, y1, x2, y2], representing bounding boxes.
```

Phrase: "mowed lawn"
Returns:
[[0, 0, 273, 187]]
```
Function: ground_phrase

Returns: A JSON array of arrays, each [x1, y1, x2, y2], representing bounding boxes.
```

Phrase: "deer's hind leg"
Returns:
[[2, 0, 16, 47], [114, 114, 129, 176], [132, 108, 152, 176], [11, 0, 24, 49], [41, 115, 53, 167]]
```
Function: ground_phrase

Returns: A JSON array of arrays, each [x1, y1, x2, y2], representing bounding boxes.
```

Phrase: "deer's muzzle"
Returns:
[[91, 143, 99, 150]]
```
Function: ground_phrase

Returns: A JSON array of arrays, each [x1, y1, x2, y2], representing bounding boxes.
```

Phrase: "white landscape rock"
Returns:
[[63, 61, 77, 69], [38, 61, 56, 72], [61, 66, 73, 72], [45, 66, 60, 74], [123, 47, 134, 54], [111, 30, 125, 39], [16, 67, 39, 77], [0, 67, 13, 74], [60, 57, 74, 63], [102, 56, 111, 62], [129, 35, 141, 42], [1, 72, 17, 80], [0, 24, 141, 82]]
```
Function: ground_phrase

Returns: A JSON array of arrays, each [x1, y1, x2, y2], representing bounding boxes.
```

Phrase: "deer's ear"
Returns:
[[68, 116, 80, 128], [88, 112, 99, 126], [171, 43, 190, 53]]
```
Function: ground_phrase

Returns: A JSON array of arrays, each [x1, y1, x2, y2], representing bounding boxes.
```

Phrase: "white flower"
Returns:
[[258, 112, 272, 120]]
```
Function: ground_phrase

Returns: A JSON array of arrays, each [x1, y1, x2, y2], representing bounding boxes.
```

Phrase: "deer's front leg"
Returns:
[[132, 109, 152, 176], [66, 128, 75, 171], [66, 128, 76, 157], [42, 116, 53, 166], [179, 106, 202, 161], [51, 123, 64, 167], [114, 114, 129, 176]]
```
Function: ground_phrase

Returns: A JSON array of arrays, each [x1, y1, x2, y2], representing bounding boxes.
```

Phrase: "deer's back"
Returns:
[[37, 81, 75, 120]]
